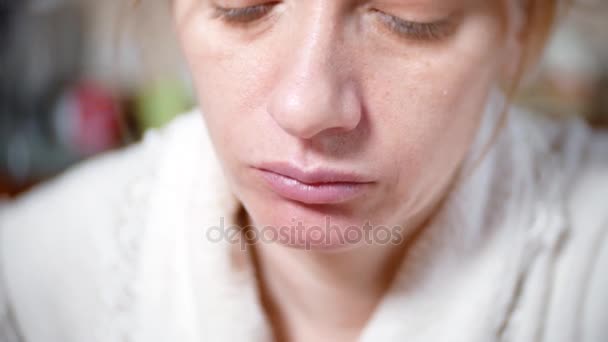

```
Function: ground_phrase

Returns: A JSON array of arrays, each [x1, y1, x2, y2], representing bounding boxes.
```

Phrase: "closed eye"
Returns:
[[211, 3, 456, 42], [212, 2, 280, 24], [371, 9, 455, 41]]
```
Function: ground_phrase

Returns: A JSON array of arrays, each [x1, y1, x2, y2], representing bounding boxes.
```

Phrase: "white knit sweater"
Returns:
[[1, 95, 607, 342]]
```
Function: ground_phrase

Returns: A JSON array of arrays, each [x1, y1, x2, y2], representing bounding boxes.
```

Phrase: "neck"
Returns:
[[252, 242, 404, 341], [243, 196, 443, 342]]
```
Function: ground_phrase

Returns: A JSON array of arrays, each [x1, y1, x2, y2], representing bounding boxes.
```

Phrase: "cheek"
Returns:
[[359, 25, 503, 207], [176, 20, 278, 163], [368, 54, 497, 162]]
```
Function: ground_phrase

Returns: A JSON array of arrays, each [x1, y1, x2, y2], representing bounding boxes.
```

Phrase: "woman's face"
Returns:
[[173, 0, 519, 249]]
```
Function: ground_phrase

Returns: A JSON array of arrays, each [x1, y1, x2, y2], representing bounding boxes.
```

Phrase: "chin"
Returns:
[[239, 194, 403, 251]]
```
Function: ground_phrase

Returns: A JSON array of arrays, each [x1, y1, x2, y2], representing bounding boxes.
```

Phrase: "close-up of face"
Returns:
[[171, 0, 523, 249], [5, 2, 608, 340]]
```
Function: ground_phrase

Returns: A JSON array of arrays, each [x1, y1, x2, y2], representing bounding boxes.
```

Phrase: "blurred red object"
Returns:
[[54, 82, 123, 156]]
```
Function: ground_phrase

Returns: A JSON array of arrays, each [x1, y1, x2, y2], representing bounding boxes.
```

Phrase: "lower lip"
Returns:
[[256, 169, 371, 205]]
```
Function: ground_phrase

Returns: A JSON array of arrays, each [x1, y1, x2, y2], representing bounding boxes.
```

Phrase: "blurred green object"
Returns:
[[134, 79, 194, 131]]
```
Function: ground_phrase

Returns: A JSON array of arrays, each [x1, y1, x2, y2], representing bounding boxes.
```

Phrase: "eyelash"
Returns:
[[212, 3, 452, 41], [370, 9, 452, 41], [212, 3, 279, 24]]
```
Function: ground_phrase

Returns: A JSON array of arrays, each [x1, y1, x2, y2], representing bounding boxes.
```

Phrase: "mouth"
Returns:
[[253, 162, 375, 205]]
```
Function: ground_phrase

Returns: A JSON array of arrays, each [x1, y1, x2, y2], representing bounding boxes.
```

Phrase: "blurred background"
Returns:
[[0, 0, 607, 196]]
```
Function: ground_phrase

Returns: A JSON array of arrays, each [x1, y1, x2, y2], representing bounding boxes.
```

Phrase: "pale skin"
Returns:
[[171, 0, 527, 340]]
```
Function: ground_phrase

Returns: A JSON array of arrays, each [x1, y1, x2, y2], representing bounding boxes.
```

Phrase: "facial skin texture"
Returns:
[[172, 0, 518, 249]]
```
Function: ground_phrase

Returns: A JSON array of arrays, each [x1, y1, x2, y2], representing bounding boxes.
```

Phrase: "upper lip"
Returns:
[[255, 162, 374, 185]]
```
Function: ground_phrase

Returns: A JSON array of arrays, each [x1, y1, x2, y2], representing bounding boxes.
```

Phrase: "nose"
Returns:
[[267, 10, 362, 140]]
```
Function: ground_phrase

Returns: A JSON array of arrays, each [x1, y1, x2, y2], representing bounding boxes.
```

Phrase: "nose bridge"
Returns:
[[268, 4, 361, 140], [293, 4, 340, 84]]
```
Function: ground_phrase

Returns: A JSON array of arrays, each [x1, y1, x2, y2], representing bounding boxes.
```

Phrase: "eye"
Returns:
[[212, 2, 280, 24], [371, 9, 455, 41]]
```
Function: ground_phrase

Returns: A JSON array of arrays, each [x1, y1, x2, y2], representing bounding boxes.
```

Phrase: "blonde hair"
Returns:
[[513, 0, 569, 92], [462, 0, 570, 178]]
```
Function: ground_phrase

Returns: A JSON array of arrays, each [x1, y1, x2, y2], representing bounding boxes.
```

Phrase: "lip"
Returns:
[[253, 162, 374, 204]]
